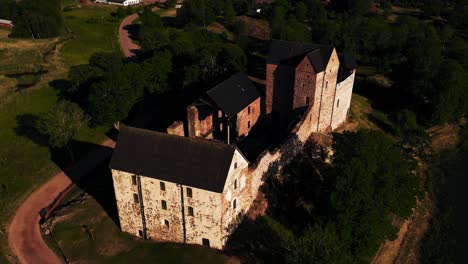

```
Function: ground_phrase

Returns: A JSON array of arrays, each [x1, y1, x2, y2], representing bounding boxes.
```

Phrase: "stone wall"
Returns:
[[246, 89, 331, 210], [167, 121, 185, 136], [187, 105, 214, 138], [112, 170, 144, 237], [316, 49, 340, 132], [220, 149, 250, 245], [293, 56, 317, 110], [236, 97, 261, 137], [331, 70, 355, 130], [265, 63, 277, 115], [111, 149, 252, 249]]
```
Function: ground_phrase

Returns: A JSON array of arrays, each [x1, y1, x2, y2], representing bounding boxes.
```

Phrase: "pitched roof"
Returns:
[[206, 73, 260, 117], [267, 39, 335, 72], [110, 126, 237, 193], [337, 53, 358, 82]]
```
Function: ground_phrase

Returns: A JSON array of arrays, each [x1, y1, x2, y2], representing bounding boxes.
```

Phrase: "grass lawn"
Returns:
[[0, 3, 125, 261], [0, 86, 109, 226], [61, 5, 120, 66], [50, 163, 226, 264]]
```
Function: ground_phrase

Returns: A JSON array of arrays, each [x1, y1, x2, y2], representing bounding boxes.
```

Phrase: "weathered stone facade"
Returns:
[[332, 70, 355, 130], [236, 97, 261, 138], [112, 149, 250, 249], [266, 45, 353, 133]]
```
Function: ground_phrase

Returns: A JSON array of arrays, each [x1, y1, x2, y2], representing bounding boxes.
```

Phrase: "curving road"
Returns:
[[8, 7, 176, 264], [119, 12, 142, 58], [8, 140, 116, 264]]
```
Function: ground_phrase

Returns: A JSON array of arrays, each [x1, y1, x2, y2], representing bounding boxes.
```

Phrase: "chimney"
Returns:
[[187, 105, 200, 137]]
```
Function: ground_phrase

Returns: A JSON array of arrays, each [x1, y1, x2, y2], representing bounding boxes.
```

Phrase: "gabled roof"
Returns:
[[267, 39, 335, 72], [337, 53, 358, 82], [206, 73, 260, 117], [110, 126, 237, 193]]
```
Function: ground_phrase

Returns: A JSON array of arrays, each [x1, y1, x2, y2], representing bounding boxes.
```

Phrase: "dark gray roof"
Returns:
[[206, 73, 260, 117], [337, 53, 358, 82], [267, 40, 335, 72], [110, 126, 236, 193]]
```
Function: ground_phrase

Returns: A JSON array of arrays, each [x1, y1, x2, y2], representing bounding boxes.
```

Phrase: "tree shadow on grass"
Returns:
[[15, 114, 120, 227]]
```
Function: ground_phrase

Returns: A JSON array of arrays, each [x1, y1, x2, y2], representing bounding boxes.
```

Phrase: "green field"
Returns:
[[61, 5, 121, 66], [0, 3, 123, 261]]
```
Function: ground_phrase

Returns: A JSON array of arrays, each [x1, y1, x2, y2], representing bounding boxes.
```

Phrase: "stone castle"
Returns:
[[109, 40, 356, 249]]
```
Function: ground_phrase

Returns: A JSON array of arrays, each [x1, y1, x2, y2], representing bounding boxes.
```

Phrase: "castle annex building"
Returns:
[[109, 40, 357, 249]]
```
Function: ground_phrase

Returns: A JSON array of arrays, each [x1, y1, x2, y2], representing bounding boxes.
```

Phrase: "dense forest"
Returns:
[[0, 0, 63, 38]]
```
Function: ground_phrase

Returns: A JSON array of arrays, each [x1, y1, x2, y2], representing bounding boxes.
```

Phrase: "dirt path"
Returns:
[[7, 7, 175, 264], [118, 7, 176, 58], [8, 140, 116, 264], [119, 13, 141, 58]]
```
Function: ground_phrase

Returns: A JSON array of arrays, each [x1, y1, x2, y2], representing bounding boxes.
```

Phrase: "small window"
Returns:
[[164, 219, 169, 227], [186, 187, 192, 198], [234, 162, 238, 169], [131, 175, 137, 185], [220, 123, 223, 131], [160, 181, 165, 191], [161, 200, 167, 210], [133, 193, 139, 204], [218, 110, 223, 118], [337, 99, 340, 108], [233, 199, 237, 210], [306, 97, 310, 105], [248, 121, 251, 128], [234, 179, 237, 190], [202, 238, 210, 247], [310, 114, 312, 121], [326, 81, 328, 89], [138, 230, 143, 237], [248, 106, 251, 114], [188, 206, 194, 216]]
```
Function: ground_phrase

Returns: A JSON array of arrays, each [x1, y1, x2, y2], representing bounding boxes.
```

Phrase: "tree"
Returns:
[[9, 0, 63, 39], [87, 62, 142, 125], [432, 59, 468, 124], [37, 101, 89, 162], [165, 0, 177, 8], [295, 2, 308, 22], [115, 6, 127, 18], [224, 0, 236, 23], [287, 224, 351, 264], [329, 130, 419, 257], [138, 8, 168, 51], [143, 50, 173, 94], [176, 0, 215, 27]]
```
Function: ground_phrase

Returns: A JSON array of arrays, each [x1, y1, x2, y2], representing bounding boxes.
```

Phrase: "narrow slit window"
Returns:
[[161, 200, 167, 210], [186, 187, 193, 198], [337, 99, 340, 108], [202, 238, 210, 247], [188, 206, 194, 216], [326, 81, 328, 89], [248, 121, 251, 128], [233, 199, 237, 210], [131, 175, 137, 185], [133, 193, 139, 204], [138, 230, 143, 237], [234, 162, 238, 169], [160, 181, 165, 191], [164, 219, 169, 228], [234, 179, 238, 190], [248, 106, 251, 114]]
